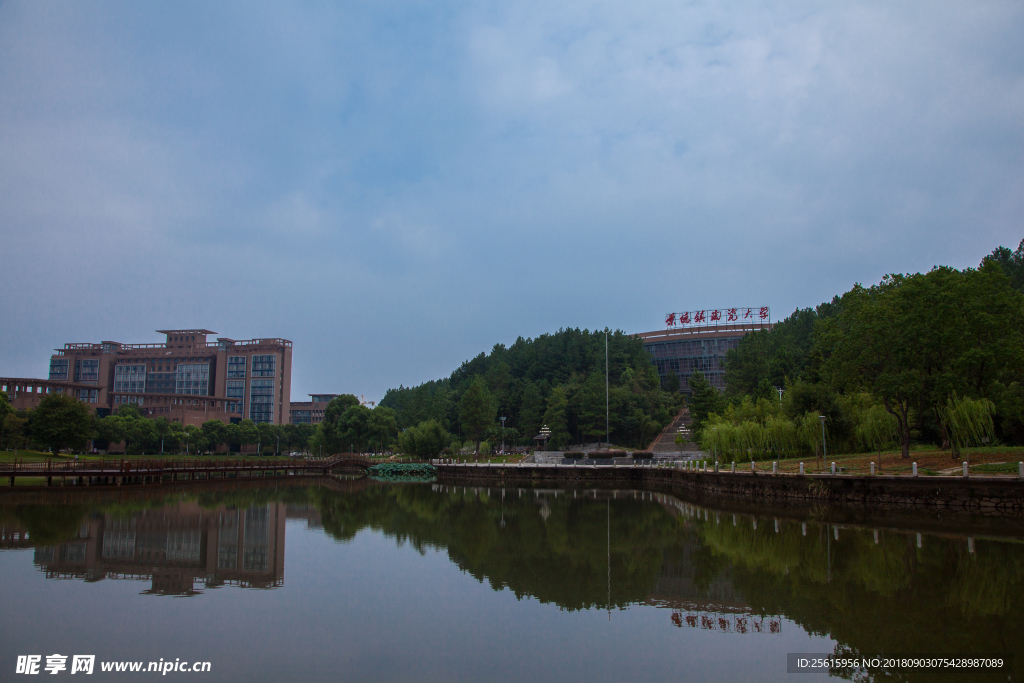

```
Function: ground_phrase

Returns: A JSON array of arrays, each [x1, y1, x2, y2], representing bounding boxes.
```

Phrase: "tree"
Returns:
[[576, 373, 608, 444], [0, 390, 12, 423], [368, 406, 398, 453], [819, 265, 1024, 458], [28, 394, 95, 455], [117, 403, 143, 419], [459, 376, 496, 454], [257, 422, 278, 454], [236, 420, 258, 454], [124, 418, 155, 455], [398, 419, 450, 458], [518, 382, 544, 443], [686, 371, 725, 434], [95, 416, 127, 452], [336, 405, 373, 453], [322, 394, 360, 427], [541, 386, 570, 449], [982, 238, 1024, 292], [2, 413, 28, 450], [941, 393, 995, 462], [855, 404, 898, 469], [201, 420, 228, 454]]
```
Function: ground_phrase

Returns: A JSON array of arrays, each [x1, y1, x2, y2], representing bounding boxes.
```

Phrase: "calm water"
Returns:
[[1, 478, 1020, 682]]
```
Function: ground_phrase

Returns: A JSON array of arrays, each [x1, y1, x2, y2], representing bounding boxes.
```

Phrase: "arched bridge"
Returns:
[[321, 454, 373, 471]]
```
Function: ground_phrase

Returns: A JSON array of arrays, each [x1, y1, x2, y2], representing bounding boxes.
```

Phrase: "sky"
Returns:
[[1, 0, 1022, 401]]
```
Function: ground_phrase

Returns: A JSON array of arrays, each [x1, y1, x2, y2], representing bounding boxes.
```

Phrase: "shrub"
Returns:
[[564, 451, 585, 459], [588, 451, 613, 459], [631, 451, 654, 459]]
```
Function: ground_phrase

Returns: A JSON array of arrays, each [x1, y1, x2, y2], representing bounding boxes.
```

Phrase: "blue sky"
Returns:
[[1, 0, 1022, 400]]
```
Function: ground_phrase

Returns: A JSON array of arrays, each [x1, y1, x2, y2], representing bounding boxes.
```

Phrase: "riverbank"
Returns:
[[434, 462, 1024, 518]]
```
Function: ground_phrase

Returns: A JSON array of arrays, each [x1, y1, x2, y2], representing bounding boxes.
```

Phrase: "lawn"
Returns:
[[701, 446, 1024, 476]]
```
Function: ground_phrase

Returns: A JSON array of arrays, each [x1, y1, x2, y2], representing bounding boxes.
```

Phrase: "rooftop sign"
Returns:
[[665, 307, 769, 329]]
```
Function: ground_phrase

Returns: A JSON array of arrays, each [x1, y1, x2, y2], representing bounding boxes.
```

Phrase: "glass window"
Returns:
[[175, 363, 210, 396], [249, 379, 274, 423], [251, 355, 276, 378], [113, 364, 147, 393], [48, 359, 69, 381], [227, 356, 247, 378]]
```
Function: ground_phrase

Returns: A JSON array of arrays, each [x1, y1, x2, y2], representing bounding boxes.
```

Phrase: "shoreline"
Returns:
[[434, 462, 1024, 518]]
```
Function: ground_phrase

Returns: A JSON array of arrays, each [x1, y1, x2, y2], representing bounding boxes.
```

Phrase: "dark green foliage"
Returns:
[[588, 451, 613, 459], [686, 371, 725, 434], [397, 420, 450, 459], [563, 451, 584, 459], [380, 328, 680, 449], [459, 376, 496, 453], [717, 239, 1024, 454], [724, 305, 833, 395], [321, 403, 373, 453], [28, 394, 95, 455], [982, 238, 1024, 292], [631, 451, 654, 459]]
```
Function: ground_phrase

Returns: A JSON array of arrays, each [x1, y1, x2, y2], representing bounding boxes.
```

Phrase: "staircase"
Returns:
[[649, 408, 699, 453]]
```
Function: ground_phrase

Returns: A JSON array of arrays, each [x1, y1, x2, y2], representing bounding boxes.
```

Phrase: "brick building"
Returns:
[[288, 394, 340, 425], [39, 329, 292, 426]]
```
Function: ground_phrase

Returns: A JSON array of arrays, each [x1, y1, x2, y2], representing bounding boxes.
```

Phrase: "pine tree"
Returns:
[[687, 371, 724, 434]]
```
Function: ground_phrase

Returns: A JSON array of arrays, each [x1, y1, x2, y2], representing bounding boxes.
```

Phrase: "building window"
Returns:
[[251, 355, 276, 378], [49, 359, 69, 381], [75, 359, 100, 382], [113, 364, 147, 393], [292, 410, 312, 424], [227, 356, 247, 378], [249, 379, 274, 423], [176, 363, 210, 395]]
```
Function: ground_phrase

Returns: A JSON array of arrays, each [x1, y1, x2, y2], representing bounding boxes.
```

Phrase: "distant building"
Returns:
[[637, 308, 772, 394], [34, 329, 293, 426], [289, 394, 339, 425]]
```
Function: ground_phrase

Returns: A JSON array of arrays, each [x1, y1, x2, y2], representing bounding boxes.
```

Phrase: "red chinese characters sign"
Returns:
[[664, 307, 770, 329]]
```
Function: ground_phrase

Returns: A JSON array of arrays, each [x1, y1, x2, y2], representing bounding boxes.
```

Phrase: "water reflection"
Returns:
[[19, 502, 286, 594], [1, 479, 1022, 681]]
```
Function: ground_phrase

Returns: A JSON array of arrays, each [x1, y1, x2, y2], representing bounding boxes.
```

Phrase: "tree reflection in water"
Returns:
[[2, 480, 1021, 681]]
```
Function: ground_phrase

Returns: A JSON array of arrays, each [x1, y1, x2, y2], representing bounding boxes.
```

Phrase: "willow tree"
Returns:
[[942, 394, 995, 462], [855, 404, 898, 470]]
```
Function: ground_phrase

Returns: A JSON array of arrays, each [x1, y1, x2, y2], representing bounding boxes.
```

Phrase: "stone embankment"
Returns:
[[432, 462, 1024, 517]]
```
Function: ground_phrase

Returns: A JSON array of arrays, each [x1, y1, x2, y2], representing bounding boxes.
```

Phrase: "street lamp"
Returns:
[[500, 417, 506, 455], [776, 387, 784, 407], [818, 415, 827, 467]]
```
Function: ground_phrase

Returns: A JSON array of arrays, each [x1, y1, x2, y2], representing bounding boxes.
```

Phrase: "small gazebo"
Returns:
[[532, 425, 552, 451]]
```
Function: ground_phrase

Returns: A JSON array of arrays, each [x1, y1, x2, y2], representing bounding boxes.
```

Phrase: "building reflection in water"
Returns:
[[30, 502, 286, 595], [645, 493, 782, 636]]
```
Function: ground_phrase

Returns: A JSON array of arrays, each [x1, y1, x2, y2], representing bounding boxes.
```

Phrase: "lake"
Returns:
[[1, 478, 1020, 682]]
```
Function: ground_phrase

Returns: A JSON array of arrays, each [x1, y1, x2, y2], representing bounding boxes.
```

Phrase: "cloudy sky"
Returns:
[[1, 0, 1022, 400]]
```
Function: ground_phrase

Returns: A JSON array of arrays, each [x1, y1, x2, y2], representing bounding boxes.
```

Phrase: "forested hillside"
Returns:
[[379, 328, 683, 451], [696, 240, 1024, 460]]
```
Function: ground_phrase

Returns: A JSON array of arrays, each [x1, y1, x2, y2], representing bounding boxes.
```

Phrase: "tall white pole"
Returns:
[[605, 331, 609, 447]]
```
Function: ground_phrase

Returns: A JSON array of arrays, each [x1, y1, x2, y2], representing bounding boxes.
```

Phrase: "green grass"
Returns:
[[972, 462, 1022, 474]]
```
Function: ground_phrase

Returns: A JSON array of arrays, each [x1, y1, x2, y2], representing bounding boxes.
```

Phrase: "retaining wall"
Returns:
[[435, 464, 1024, 517]]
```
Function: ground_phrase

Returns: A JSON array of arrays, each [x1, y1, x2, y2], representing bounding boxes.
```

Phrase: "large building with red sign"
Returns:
[[637, 308, 772, 394]]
